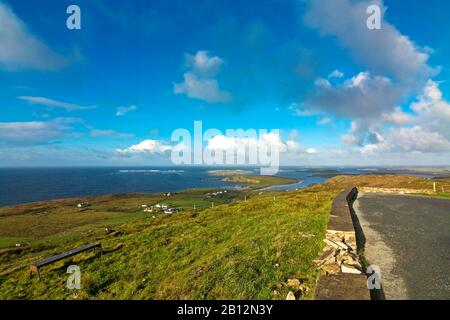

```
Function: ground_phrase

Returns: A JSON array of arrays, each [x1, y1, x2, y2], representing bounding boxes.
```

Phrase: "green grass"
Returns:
[[327, 174, 450, 191], [2, 174, 446, 300], [0, 190, 243, 250], [0, 186, 335, 300], [222, 175, 298, 190], [418, 192, 450, 199], [0, 237, 33, 248]]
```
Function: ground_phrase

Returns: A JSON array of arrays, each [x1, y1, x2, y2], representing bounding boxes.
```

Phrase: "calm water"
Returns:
[[0, 167, 426, 207]]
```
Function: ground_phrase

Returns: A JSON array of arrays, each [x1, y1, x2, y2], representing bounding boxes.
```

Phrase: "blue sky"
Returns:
[[1, 0, 450, 166]]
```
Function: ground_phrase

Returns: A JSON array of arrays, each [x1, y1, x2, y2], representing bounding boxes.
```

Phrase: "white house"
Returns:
[[77, 202, 90, 208]]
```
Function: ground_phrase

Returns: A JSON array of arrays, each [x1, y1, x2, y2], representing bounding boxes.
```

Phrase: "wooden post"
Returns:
[[433, 182, 436, 193], [30, 265, 41, 279], [244, 196, 247, 202], [211, 202, 214, 208], [194, 204, 196, 210]]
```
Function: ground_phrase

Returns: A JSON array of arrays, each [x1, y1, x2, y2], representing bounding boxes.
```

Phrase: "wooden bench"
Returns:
[[30, 243, 102, 276]]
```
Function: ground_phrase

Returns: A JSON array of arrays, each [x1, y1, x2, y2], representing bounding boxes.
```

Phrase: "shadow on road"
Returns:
[[348, 188, 386, 300]]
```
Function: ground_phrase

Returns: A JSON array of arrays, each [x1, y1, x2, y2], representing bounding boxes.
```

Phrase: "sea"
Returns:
[[0, 166, 432, 207]]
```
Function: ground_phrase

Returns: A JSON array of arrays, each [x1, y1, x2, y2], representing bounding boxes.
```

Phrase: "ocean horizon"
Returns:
[[0, 166, 431, 207]]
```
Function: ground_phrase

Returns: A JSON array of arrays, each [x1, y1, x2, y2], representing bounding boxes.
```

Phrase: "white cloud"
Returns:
[[301, 72, 400, 123], [205, 132, 304, 155], [305, 148, 318, 154], [381, 107, 414, 126], [341, 80, 450, 154], [328, 69, 344, 79], [115, 105, 138, 116], [174, 72, 231, 103], [185, 50, 223, 78], [317, 117, 332, 125], [0, 2, 68, 71], [116, 140, 172, 154], [303, 0, 436, 85], [341, 134, 360, 145], [0, 118, 80, 145], [408, 80, 450, 142], [389, 126, 450, 153], [299, 0, 448, 157], [90, 129, 134, 139], [19, 96, 97, 111], [174, 50, 231, 104]]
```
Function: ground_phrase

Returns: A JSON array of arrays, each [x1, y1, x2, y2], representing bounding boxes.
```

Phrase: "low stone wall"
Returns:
[[313, 187, 371, 300], [360, 187, 433, 195]]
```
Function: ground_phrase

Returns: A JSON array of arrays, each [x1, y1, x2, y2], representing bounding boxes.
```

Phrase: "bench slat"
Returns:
[[32, 243, 101, 268]]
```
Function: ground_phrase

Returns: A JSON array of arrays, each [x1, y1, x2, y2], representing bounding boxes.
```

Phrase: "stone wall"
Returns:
[[313, 187, 371, 300], [360, 187, 433, 195]]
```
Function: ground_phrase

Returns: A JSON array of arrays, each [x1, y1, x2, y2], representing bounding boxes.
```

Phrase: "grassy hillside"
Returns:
[[207, 170, 254, 176], [0, 189, 242, 249], [1, 174, 448, 300], [222, 175, 298, 190], [0, 186, 336, 300]]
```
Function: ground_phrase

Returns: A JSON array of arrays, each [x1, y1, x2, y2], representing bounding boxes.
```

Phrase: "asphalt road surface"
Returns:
[[354, 193, 450, 300]]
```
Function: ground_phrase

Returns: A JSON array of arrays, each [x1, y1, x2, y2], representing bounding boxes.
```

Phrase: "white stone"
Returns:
[[286, 291, 296, 300], [341, 263, 362, 274]]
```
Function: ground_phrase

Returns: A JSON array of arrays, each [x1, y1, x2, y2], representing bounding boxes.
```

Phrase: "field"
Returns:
[[0, 186, 336, 300], [221, 175, 298, 190], [207, 170, 254, 176], [0, 189, 242, 249], [327, 174, 450, 193], [0, 174, 449, 300]]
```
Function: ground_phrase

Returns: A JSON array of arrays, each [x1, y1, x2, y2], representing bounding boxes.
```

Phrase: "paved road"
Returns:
[[354, 193, 450, 300]]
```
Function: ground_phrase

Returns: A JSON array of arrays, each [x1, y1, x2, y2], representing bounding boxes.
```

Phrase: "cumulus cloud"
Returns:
[[174, 72, 231, 103], [19, 96, 97, 111], [298, 0, 449, 156], [406, 80, 450, 144], [205, 132, 304, 155], [0, 2, 68, 71], [115, 105, 138, 116], [301, 0, 436, 115], [328, 70, 344, 79], [303, 0, 436, 84], [381, 107, 414, 126], [389, 126, 450, 153], [410, 80, 450, 138], [116, 140, 172, 154], [115, 131, 313, 162], [300, 72, 402, 123], [185, 50, 223, 78], [317, 117, 332, 125], [343, 81, 450, 154], [174, 50, 231, 103]]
